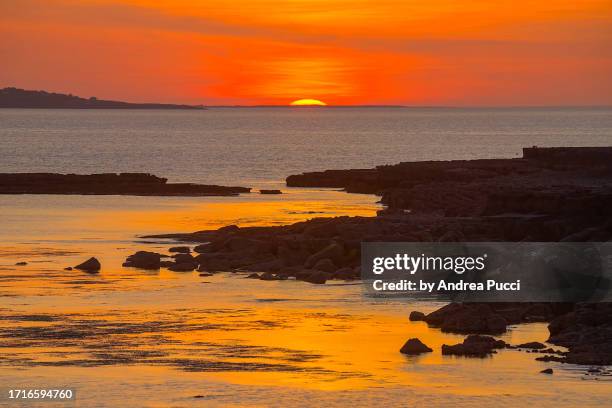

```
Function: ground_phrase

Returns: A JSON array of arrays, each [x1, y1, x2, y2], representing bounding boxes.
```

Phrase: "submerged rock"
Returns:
[[409, 311, 426, 321], [15, 261, 27, 266], [540, 368, 554, 374], [74, 257, 101, 272], [400, 338, 433, 355], [516, 341, 546, 349], [260, 189, 282, 194]]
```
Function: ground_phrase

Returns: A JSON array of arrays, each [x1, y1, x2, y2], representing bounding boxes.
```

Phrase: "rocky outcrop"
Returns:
[[442, 335, 507, 357], [123, 251, 162, 270], [545, 303, 612, 365], [74, 257, 101, 272], [423, 303, 571, 334], [400, 338, 433, 355], [0, 173, 250, 196], [409, 311, 426, 321]]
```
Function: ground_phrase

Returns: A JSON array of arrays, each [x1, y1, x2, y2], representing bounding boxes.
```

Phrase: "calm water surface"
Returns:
[[0, 108, 611, 407]]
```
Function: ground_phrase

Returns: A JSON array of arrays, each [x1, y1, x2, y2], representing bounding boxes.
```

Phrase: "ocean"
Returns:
[[2, 107, 611, 187], [0, 107, 611, 407]]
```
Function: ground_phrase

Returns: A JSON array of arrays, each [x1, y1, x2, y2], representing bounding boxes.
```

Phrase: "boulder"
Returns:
[[15, 261, 27, 266], [400, 338, 433, 355], [74, 257, 101, 272], [425, 303, 508, 334], [169, 246, 190, 253], [409, 311, 426, 322], [297, 270, 330, 284], [169, 262, 197, 272], [123, 251, 161, 270], [313, 258, 336, 273], [173, 253, 195, 264], [442, 335, 507, 357], [540, 368, 554, 374]]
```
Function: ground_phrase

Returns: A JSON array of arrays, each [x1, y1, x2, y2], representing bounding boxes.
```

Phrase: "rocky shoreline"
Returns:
[[0, 173, 250, 196], [105, 147, 612, 366]]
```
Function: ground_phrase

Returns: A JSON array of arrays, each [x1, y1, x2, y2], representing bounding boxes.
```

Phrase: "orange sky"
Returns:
[[1, 0, 611, 105]]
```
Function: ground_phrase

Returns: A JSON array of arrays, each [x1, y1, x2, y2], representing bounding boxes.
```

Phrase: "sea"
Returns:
[[0, 107, 611, 407]]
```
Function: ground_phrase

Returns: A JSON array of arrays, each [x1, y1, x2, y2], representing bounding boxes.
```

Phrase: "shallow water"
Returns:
[[1, 107, 611, 406], [0, 193, 610, 407]]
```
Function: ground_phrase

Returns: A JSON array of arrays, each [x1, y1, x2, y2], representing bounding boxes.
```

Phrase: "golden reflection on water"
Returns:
[[0, 193, 610, 406]]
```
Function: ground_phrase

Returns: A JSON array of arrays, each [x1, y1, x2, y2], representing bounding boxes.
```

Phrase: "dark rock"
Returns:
[[540, 368, 554, 374], [246, 273, 260, 279], [546, 303, 612, 365], [333, 267, 356, 280], [64, 267, 73, 271], [313, 258, 336, 273], [298, 270, 330, 284], [15, 261, 27, 266], [123, 251, 161, 270], [535, 355, 566, 363], [425, 303, 509, 334], [259, 272, 276, 281], [168, 262, 197, 272], [516, 342, 546, 350], [172, 253, 195, 263], [400, 338, 433, 355], [260, 189, 282, 194], [199, 272, 213, 277], [0, 172, 250, 196], [197, 258, 232, 272], [169, 246, 190, 253], [442, 335, 507, 357], [409, 311, 426, 321], [74, 257, 101, 272], [305, 242, 344, 268], [193, 243, 211, 253]]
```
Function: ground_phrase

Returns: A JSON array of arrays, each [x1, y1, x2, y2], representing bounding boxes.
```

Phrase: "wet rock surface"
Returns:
[[546, 303, 612, 365], [400, 338, 433, 355], [74, 257, 101, 273], [442, 335, 507, 357]]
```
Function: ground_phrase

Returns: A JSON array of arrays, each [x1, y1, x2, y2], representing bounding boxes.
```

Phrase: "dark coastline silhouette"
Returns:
[[0, 173, 249, 196], [0, 87, 205, 109]]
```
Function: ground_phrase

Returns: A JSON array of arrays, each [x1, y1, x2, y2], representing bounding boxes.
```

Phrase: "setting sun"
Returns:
[[290, 99, 327, 106]]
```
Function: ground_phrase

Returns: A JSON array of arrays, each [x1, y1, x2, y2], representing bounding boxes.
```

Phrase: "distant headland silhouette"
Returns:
[[0, 87, 205, 109]]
